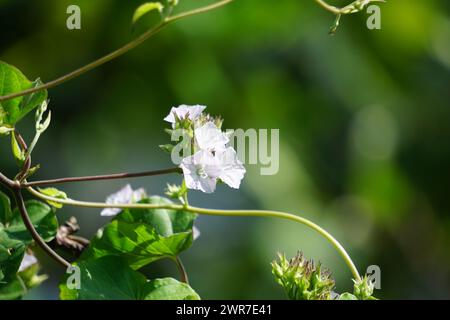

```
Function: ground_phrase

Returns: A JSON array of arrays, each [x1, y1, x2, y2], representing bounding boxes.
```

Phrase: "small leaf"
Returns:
[[0, 231, 26, 283], [0, 275, 27, 300], [10, 133, 25, 166], [0, 61, 47, 126], [38, 187, 67, 209], [0, 191, 12, 226], [339, 292, 358, 300], [143, 278, 200, 300], [17, 262, 48, 290], [132, 2, 164, 26], [0, 126, 13, 136]]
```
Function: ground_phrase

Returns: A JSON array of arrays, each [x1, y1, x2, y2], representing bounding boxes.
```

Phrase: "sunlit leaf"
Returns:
[[38, 187, 67, 209], [59, 256, 200, 300], [132, 2, 164, 26], [0, 61, 47, 126], [5, 200, 58, 243]]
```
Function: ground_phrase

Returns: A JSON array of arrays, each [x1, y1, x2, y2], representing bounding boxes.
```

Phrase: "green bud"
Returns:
[[0, 126, 14, 136], [165, 183, 188, 200], [11, 132, 26, 166], [159, 144, 174, 153], [353, 276, 376, 300], [271, 252, 335, 300]]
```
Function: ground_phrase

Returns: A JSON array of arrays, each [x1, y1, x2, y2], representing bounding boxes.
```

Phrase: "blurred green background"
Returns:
[[1, 0, 450, 299]]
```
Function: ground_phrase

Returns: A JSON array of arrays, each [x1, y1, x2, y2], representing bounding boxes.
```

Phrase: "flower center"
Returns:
[[196, 165, 208, 179]]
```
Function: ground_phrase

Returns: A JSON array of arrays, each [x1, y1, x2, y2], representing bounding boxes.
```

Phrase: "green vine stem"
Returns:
[[23, 167, 181, 187], [0, 0, 236, 103], [0, 0, 377, 103], [13, 188, 71, 268], [27, 186, 361, 282]]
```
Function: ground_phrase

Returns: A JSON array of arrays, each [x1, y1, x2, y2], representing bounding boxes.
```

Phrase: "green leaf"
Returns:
[[339, 292, 358, 300], [59, 256, 200, 300], [5, 200, 58, 243], [0, 275, 27, 300], [0, 259, 48, 300], [0, 61, 47, 126], [81, 220, 193, 269], [132, 2, 164, 26], [37, 187, 67, 209], [118, 196, 197, 236], [0, 198, 53, 300], [0, 191, 12, 226], [143, 278, 200, 300], [11, 132, 25, 166], [81, 196, 196, 269], [0, 231, 26, 283]]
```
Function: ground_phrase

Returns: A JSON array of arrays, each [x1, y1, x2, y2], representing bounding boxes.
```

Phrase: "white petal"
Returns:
[[217, 147, 246, 189], [197, 176, 217, 193], [105, 184, 133, 205], [100, 208, 122, 217], [101, 185, 145, 217], [194, 122, 229, 152], [164, 105, 206, 126], [193, 226, 201, 240], [180, 150, 221, 193], [19, 253, 38, 272]]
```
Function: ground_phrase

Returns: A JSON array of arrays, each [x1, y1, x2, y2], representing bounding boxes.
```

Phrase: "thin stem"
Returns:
[[26, 187, 361, 281], [186, 206, 362, 282], [0, 172, 15, 188], [0, 0, 236, 103], [27, 186, 184, 210], [174, 256, 189, 284], [314, 0, 341, 14], [13, 188, 71, 268], [23, 167, 181, 187]]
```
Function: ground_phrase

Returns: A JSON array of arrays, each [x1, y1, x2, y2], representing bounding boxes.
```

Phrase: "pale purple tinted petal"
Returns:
[[193, 226, 201, 240], [194, 122, 229, 152], [217, 147, 246, 189], [19, 253, 38, 272]]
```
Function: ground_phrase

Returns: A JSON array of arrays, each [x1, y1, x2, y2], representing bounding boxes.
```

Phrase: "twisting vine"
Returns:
[[0, 0, 383, 300]]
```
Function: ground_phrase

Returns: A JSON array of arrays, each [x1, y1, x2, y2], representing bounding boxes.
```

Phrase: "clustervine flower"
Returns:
[[215, 147, 246, 189], [272, 252, 335, 300], [19, 253, 38, 272], [165, 105, 246, 193], [194, 122, 229, 153], [100, 184, 147, 216], [353, 276, 376, 300], [180, 150, 222, 193], [164, 104, 206, 128]]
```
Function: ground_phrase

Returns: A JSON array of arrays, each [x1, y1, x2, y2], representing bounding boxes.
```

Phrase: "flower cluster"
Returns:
[[164, 105, 246, 193], [271, 252, 335, 300]]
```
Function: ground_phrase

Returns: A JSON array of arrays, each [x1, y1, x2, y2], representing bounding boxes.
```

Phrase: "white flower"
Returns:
[[100, 184, 147, 217], [194, 122, 229, 152], [193, 226, 201, 240], [180, 150, 222, 193], [180, 147, 246, 193], [216, 147, 246, 189], [19, 253, 38, 272], [164, 105, 206, 128]]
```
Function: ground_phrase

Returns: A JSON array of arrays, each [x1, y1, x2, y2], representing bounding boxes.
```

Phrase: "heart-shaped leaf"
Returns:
[[5, 200, 58, 243], [81, 196, 196, 269], [59, 256, 200, 300], [0, 61, 47, 126]]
